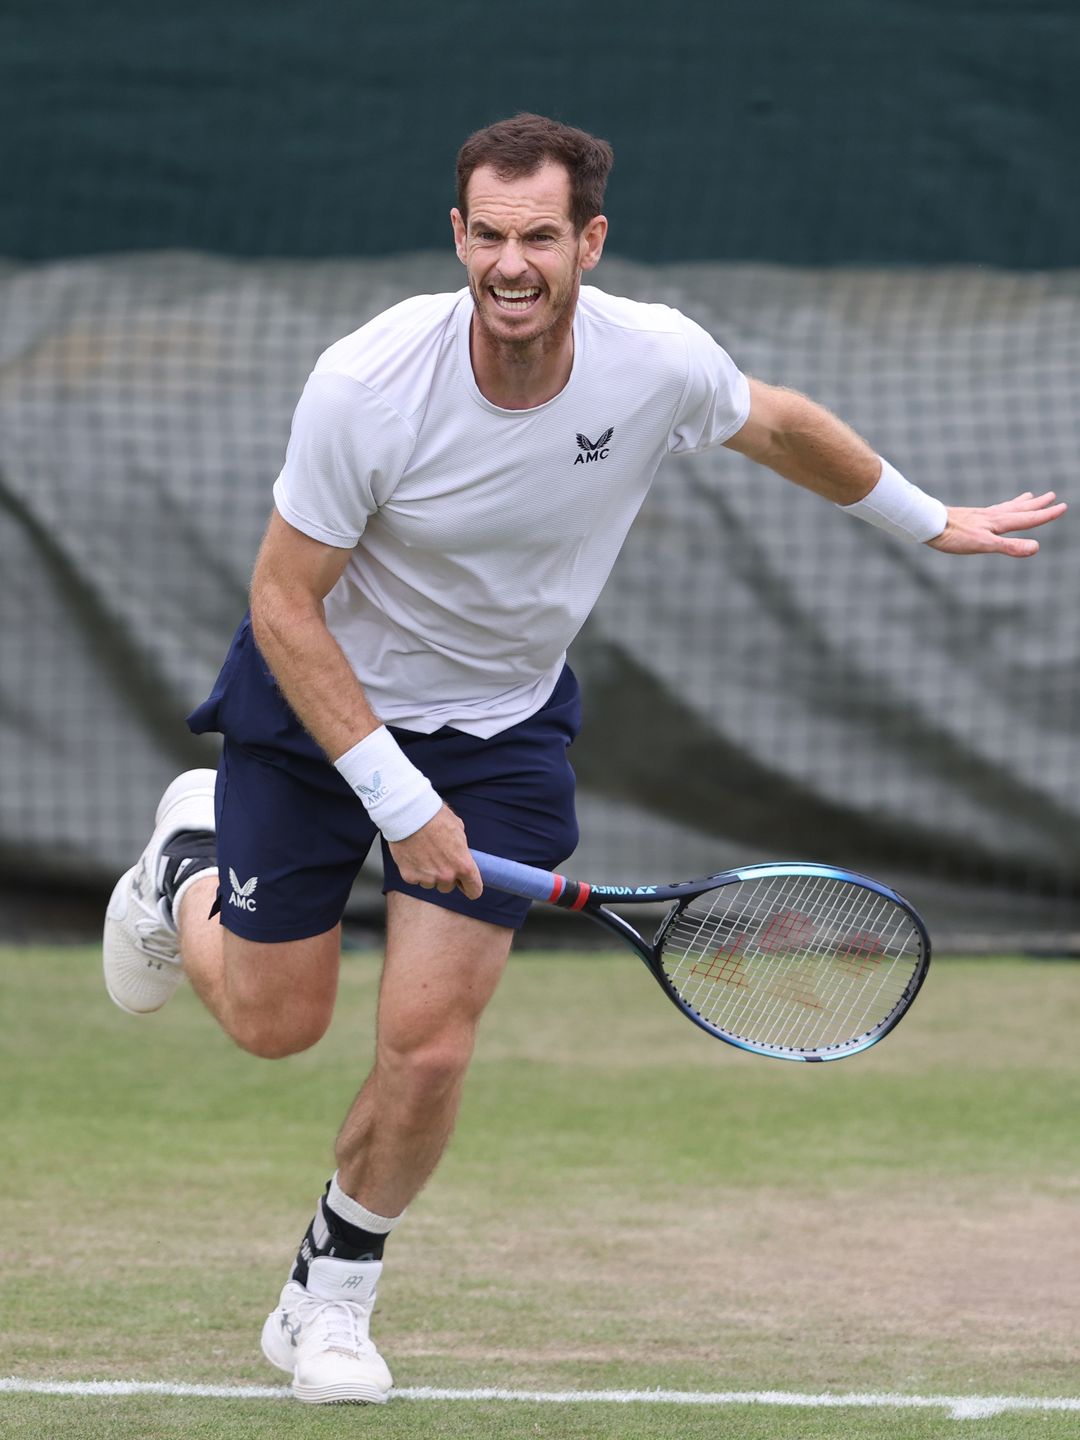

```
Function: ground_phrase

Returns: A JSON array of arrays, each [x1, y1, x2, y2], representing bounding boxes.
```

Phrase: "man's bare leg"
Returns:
[[177, 881, 511, 1200], [257, 892, 512, 1404], [177, 875, 342, 1059], [177, 880, 510, 1210], [334, 891, 515, 1215]]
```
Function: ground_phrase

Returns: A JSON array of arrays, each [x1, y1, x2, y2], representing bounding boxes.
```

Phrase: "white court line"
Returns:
[[3, 1378, 1080, 1420]]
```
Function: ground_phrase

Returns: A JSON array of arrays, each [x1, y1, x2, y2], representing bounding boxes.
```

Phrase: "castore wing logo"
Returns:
[[229, 868, 258, 912], [575, 427, 614, 464]]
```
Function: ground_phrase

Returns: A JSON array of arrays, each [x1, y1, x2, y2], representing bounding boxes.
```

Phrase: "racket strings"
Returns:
[[678, 882, 916, 1051], [686, 883, 914, 1049], [659, 874, 923, 1055]]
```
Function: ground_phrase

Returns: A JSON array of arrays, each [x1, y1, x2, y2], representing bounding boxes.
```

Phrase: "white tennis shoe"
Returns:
[[102, 769, 218, 1015], [261, 1258, 393, 1405]]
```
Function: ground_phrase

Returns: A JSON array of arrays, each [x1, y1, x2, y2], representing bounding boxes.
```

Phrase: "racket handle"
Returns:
[[470, 849, 562, 903]]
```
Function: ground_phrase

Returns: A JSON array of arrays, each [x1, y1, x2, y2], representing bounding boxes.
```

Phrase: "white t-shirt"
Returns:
[[273, 286, 750, 737]]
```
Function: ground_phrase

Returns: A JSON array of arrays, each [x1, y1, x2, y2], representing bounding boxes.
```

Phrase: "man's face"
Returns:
[[451, 161, 606, 349]]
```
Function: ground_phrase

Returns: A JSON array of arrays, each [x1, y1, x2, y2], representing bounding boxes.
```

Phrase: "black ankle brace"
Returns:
[[290, 1180, 388, 1285]]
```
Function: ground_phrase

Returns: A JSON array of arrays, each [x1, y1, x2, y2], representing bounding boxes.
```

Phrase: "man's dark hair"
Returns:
[[456, 114, 614, 234]]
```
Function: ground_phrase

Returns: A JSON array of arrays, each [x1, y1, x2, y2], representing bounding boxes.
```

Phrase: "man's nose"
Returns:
[[497, 239, 528, 279]]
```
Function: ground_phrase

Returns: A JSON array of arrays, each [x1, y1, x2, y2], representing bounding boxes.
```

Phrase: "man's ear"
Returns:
[[450, 208, 468, 265], [579, 214, 608, 272]]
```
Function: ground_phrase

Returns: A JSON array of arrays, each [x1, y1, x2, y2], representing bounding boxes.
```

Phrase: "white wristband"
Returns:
[[840, 458, 948, 543], [334, 726, 442, 842]]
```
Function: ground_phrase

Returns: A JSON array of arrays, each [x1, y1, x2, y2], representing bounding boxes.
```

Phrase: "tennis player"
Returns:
[[102, 114, 1065, 1405]]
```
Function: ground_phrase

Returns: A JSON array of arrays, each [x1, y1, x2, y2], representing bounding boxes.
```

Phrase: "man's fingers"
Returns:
[[996, 495, 1071, 529], [990, 502, 1067, 534], [415, 860, 483, 899], [457, 859, 484, 901], [443, 861, 483, 897], [422, 863, 482, 895], [1016, 501, 1067, 530], [997, 536, 1040, 557], [1003, 490, 1053, 505], [977, 529, 1041, 556]]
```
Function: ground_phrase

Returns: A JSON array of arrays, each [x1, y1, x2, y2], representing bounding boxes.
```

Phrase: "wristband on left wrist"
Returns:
[[840, 458, 948, 543]]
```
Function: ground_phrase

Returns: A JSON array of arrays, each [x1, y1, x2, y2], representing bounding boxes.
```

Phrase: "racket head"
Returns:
[[648, 863, 930, 1061]]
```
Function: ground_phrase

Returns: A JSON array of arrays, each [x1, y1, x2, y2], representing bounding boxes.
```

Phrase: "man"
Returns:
[[102, 114, 1065, 1405]]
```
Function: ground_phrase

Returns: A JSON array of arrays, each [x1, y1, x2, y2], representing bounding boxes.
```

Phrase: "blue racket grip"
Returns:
[[470, 848, 560, 902]]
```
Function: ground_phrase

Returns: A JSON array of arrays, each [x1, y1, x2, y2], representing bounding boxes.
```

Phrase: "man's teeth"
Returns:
[[492, 286, 541, 309]]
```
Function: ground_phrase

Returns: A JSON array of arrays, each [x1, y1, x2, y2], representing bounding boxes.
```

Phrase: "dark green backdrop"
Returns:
[[4, 0, 1078, 265]]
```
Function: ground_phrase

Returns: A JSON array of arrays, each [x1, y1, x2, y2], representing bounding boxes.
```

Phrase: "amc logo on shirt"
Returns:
[[574, 427, 614, 463]]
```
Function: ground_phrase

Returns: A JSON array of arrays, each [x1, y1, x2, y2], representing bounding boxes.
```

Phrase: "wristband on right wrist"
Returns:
[[840, 458, 948, 543], [334, 726, 442, 842]]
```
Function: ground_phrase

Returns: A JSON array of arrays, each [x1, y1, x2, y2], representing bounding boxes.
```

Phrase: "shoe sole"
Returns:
[[292, 1381, 390, 1405], [103, 876, 141, 1015]]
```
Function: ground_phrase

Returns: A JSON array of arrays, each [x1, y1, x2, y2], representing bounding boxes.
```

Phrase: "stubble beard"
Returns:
[[470, 271, 580, 365]]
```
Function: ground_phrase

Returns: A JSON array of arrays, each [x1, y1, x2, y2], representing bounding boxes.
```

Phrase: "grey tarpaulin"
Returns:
[[1, 254, 1077, 944]]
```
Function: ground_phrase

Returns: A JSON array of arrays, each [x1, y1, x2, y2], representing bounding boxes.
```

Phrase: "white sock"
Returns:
[[327, 1172, 406, 1234], [171, 866, 219, 933]]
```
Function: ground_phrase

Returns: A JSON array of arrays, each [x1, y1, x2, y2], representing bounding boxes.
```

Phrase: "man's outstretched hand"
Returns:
[[928, 491, 1067, 557]]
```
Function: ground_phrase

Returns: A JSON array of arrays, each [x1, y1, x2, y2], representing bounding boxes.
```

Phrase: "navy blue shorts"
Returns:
[[187, 617, 581, 941]]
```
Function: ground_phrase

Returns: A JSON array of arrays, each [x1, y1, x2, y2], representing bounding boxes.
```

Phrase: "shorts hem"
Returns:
[[218, 908, 346, 945], [382, 879, 529, 931]]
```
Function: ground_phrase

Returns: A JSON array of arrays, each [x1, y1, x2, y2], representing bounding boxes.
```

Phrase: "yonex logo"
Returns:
[[574, 427, 614, 464], [280, 1313, 301, 1345], [228, 868, 258, 911], [356, 771, 390, 806]]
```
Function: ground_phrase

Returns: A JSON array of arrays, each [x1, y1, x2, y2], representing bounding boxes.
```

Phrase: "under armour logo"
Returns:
[[574, 427, 614, 464]]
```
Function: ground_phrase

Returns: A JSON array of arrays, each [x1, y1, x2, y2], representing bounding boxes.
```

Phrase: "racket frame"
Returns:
[[471, 851, 931, 1063]]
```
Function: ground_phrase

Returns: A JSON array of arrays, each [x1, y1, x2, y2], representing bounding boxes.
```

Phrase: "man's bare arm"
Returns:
[[723, 378, 880, 503], [725, 378, 1066, 554], [250, 511, 482, 896], [251, 511, 378, 758]]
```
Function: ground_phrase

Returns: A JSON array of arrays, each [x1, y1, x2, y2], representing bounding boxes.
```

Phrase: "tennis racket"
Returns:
[[470, 850, 930, 1062]]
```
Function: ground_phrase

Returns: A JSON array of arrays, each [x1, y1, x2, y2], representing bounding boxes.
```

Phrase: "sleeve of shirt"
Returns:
[[272, 371, 416, 548], [667, 313, 751, 455]]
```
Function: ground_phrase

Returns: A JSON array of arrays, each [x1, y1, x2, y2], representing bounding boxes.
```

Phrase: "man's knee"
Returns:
[[378, 1030, 476, 1103]]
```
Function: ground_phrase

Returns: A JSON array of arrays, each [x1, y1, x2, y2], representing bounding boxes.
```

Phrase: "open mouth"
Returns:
[[490, 285, 542, 313]]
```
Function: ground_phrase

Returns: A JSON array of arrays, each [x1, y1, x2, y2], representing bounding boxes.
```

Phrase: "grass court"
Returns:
[[3, 942, 1079, 1438]]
